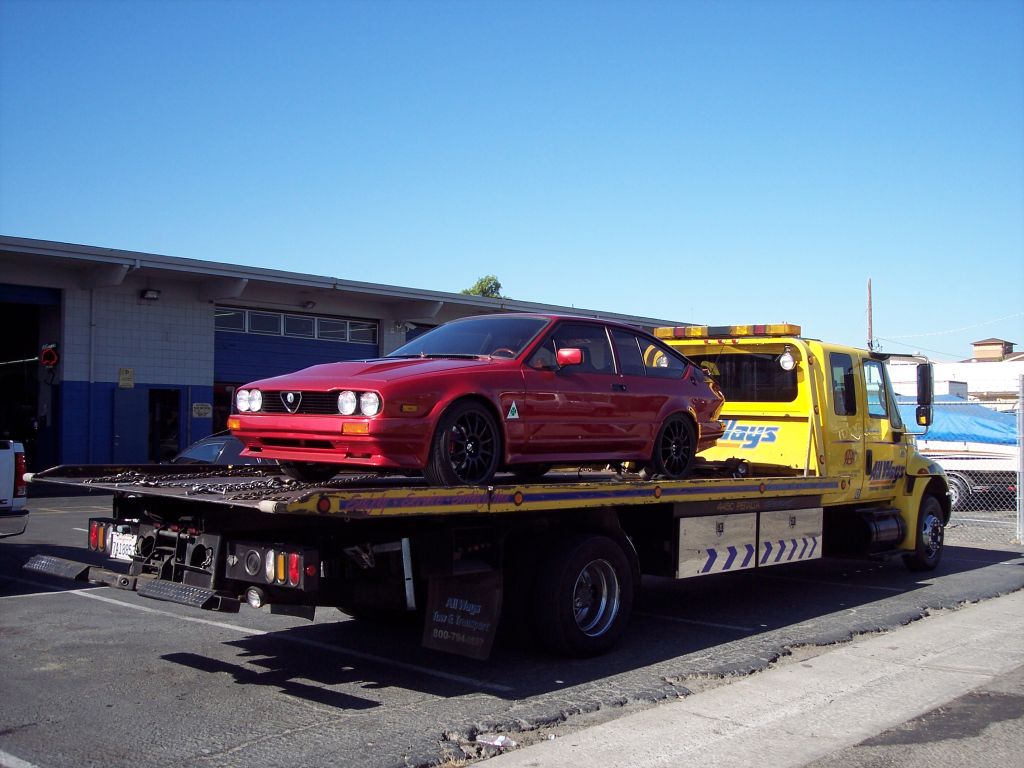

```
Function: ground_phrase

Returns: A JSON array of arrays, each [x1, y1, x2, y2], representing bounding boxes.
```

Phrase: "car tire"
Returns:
[[510, 463, 552, 483], [642, 414, 697, 480], [281, 462, 340, 484], [903, 494, 945, 572], [533, 534, 633, 657], [424, 401, 501, 486]]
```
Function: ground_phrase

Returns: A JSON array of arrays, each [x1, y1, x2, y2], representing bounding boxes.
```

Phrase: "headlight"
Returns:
[[249, 389, 263, 412], [338, 390, 357, 415], [359, 392, 381, 416], [236, 389, 251, 412]]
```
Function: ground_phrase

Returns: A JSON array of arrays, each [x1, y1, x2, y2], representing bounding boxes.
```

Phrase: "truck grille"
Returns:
[[260, 391, 339, 415]]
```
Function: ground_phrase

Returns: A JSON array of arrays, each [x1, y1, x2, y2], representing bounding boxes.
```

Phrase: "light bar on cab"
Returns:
[[655, 323, 802, 340]]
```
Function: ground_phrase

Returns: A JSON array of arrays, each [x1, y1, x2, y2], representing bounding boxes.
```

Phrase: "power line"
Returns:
[[883, 313, 1024, 340]]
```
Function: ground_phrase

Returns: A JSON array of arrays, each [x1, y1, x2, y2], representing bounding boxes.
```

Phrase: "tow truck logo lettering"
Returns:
[[720, 420, 779, 449], [869, 460, 905, 485]]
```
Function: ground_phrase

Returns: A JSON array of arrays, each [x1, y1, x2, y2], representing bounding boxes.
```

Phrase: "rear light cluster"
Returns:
[[14, 451, 26, 498], [226, 541, 319, 591], [88, 519, 111, 552]]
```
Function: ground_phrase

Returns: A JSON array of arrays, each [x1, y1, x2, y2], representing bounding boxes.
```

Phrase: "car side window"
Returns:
[[177, 439, 225, 463], [529, 322, 614, 374], [641, 341, 686, 378], [610, 330, 646, 376]]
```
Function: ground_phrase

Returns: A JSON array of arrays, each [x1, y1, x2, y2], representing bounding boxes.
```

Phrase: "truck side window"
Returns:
[[863, 360, 888, 420], [830, 353, 857, 416]]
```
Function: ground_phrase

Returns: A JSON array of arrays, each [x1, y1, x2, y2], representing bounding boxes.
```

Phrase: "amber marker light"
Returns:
[[342, 422, 370, 435], [227, 416, 241, 430]]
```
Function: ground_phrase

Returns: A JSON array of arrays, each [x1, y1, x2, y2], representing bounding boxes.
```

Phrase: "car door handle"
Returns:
[[612, 383, 627, 392]]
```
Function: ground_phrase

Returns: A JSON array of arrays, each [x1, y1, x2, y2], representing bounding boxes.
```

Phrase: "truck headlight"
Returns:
[[359, 392, 381, 416], [338, 390, 357, 415]]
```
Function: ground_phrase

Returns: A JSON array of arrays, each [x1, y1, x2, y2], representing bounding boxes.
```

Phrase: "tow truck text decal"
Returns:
[[719, 420, 780, 450], [868, 460, 906, 487]]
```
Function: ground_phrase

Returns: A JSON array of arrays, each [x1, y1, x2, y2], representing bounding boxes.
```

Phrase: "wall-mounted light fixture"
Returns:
[[301, 300, 317, 310], [140, 289, 161, 301]]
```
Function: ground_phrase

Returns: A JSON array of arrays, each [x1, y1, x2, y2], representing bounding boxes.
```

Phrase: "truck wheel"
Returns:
[[534, 534, 633, 656], [424, 401, 500, 486], [281, 462, 340, 484], [642, 414, 696, 480], [947, 474, 969, 512], [903, 495, 944, 572]]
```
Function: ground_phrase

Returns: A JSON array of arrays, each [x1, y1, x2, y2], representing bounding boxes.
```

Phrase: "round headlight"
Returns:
[[236, 389, 251, 412], [249, 389, 263, 412], [338, 390, 357, 415], [360, 392, 381, 416]]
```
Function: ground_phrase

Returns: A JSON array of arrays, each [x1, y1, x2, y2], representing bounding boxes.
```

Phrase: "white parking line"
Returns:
[[760, 574, 905, 592], [70, 589, 515, 693], [72, 527, 88, 532], [635, 612, 755, 632]]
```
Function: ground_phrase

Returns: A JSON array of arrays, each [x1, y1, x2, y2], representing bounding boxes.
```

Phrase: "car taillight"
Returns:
[[14, 451, 26, 497]]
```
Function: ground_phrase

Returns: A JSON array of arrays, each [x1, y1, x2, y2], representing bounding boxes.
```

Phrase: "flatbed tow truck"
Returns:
[[24, 324, 949, 659]]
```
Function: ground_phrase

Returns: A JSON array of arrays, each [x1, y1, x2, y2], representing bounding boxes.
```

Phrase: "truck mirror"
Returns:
[[916, 362, 933, 407], [915, 405, 933, 427]]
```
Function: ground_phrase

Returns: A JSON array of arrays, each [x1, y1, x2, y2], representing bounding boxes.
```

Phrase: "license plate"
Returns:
[[109, 531, 137, 562]]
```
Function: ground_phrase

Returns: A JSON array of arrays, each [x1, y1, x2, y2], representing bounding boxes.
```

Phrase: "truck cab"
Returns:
[[658, 324, 950, 567]]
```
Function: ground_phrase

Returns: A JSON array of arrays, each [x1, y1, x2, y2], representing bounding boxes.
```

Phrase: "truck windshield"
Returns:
[[388, 316, 550, 359], [689, 353, 798, 402]]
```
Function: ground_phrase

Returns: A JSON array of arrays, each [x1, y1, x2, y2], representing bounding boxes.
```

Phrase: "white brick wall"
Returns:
[[62, 281, 214, 385]]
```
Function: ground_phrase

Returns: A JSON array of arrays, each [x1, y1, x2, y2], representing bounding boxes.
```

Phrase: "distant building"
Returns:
[[890, 337, 1023, 411]]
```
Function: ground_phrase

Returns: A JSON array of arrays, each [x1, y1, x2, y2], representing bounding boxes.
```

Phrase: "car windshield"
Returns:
[[388, 316, 550, 359]]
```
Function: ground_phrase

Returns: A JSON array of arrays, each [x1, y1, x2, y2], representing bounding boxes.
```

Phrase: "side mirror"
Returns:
[[916, 362, 934, 427], [556, 348, 583, 367]]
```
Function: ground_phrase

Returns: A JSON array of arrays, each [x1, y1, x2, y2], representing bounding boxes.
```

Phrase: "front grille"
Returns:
[[260, 391, 339, 415]]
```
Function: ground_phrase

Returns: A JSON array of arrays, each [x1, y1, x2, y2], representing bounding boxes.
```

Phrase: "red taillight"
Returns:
[[288, 553, 301, 587], [14, 451, 26, 497], [88, 520, 99, 551]]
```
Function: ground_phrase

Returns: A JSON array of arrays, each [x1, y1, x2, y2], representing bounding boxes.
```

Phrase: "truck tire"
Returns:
[[903, 495, 944, 572], [947, 474, 970, 512], [534, 534, 633, 656], [281, 462, 340, 484], [424, 401, 500, 486]]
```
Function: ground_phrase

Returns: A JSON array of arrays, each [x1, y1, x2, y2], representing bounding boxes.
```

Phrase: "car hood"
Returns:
[[245, 357, 510, 390]]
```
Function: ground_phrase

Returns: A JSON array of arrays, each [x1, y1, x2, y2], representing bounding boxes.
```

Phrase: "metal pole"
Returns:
[[1017, 374, 1023, 544]]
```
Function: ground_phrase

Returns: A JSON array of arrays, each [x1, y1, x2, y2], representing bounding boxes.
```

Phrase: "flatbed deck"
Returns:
[[27, 464, 840, 519]]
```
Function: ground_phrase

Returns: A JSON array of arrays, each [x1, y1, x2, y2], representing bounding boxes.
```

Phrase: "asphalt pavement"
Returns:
[[485, 588, 1024, 767]]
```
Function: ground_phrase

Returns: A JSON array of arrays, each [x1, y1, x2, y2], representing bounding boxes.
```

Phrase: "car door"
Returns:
[[519, 321, 617, 459], [607, 329, 671, 452]]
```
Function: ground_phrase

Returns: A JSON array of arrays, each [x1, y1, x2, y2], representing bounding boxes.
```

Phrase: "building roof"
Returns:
[[0, 235, 685, 328]]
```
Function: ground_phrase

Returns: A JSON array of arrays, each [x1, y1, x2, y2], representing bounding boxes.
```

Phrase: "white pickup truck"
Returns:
[[0, 439, 28, 537]]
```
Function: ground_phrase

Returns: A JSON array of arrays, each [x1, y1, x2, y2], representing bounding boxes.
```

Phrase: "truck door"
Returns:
[[859, 358, 908, 502], [826, 352, 866, 494]]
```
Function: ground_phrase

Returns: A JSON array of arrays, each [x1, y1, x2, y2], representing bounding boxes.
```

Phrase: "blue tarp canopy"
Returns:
[[896, 395, 1017, 446]]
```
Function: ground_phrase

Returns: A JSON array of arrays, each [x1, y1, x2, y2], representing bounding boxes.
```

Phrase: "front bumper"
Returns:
[[232, 413, 433, 468]]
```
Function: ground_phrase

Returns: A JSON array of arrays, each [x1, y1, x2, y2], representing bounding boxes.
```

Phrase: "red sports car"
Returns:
[[228, 313, 725, 485]]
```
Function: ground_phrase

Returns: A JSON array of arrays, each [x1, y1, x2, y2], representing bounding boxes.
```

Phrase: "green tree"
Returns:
[[461, 275, 503, 298]]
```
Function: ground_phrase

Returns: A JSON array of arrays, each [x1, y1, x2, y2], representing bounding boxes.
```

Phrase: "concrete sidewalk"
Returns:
[[487, 589, 1024, 768]]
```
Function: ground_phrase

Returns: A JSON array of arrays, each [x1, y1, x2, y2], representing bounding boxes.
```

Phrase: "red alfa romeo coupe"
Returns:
[[228, 313, 725, 485]]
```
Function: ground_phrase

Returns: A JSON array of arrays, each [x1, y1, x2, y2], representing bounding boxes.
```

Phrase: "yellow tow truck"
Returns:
[[657, 322, 947, 572], [24, 323, 946, 659]]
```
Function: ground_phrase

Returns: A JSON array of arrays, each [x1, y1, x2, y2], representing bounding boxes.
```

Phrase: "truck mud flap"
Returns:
[[136, 580, 240, 613]]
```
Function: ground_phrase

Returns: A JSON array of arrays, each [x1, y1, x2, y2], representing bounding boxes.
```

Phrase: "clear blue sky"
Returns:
[[2, 0, 1021, 361]]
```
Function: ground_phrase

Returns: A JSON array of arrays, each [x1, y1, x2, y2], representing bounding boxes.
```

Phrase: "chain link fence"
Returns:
[[922, 380, 1022, 548]]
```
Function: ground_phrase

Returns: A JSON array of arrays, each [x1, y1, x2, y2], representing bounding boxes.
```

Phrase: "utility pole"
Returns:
[[867, 278, 874, 351]]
